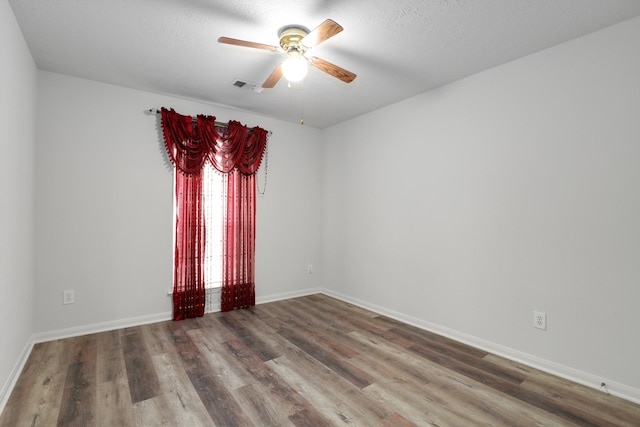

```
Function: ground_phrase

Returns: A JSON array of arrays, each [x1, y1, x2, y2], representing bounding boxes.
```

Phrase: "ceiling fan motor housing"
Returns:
[[278, 26, 309, 53]]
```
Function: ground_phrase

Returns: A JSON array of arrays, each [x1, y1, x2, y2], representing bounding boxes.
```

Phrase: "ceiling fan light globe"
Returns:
[[282, 55, 308, 82]]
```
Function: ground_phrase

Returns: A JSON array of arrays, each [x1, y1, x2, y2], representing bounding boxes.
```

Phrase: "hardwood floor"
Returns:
[[2, 294, 639, 426]]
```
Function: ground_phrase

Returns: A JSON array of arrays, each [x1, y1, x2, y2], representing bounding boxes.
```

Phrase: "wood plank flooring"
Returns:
[[2, 294, 639, 426]]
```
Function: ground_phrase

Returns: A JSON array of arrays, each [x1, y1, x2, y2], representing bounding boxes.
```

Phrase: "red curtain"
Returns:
[[173, 171, 205, 320], [221, 171, 256, 311], [161, 108, 267, 319]]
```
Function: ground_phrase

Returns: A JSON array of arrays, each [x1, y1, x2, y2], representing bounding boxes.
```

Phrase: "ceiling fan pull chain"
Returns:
[[300, 79, 305, 125]]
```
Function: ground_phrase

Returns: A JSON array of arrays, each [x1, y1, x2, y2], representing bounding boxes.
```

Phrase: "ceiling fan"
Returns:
[[218, 19, 357, 88]]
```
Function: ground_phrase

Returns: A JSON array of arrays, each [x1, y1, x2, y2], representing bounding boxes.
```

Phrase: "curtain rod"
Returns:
[[148, 108, 270, 134]]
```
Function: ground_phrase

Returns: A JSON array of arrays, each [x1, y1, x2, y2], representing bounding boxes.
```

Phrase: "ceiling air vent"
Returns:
[[232, 79, 263, 93]]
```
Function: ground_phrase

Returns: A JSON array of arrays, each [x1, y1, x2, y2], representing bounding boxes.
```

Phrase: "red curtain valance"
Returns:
[[161, 107, 268, 176]]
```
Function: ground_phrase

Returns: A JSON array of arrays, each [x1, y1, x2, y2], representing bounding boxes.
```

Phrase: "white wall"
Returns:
[[322, 17, 640, 400], [34, 71, 323, 335], [0, 0, 37, 409]]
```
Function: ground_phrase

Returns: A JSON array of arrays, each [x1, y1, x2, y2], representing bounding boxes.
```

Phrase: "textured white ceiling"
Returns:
[[8, 0, 640, 128]]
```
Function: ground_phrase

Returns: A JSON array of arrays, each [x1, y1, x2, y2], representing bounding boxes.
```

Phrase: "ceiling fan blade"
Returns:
[[309, 57, 356, 83], [217, 36, 279, 52], [262, 64, 283, 88], [301, 19, 343, 48]]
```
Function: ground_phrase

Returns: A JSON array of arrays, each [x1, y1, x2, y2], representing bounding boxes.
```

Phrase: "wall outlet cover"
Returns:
[[534, 311, 546, 330], [63, 289, 75, 305]]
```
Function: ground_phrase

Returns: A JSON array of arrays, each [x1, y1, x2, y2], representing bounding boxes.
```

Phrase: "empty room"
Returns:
[[1, 0, 640, 425]]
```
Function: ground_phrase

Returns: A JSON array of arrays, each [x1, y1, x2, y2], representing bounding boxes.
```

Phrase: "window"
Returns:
[[203, 163, 224, 289], [173, 162, 223, 290]]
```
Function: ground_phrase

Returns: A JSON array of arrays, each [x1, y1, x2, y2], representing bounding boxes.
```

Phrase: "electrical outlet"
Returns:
[[534, 311, 546, 330], [63, 290, 75, 305], [307, 264, 313, 274]]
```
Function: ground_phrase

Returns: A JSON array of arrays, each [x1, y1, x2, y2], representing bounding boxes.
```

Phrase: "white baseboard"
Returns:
[[256, 287, 322, 305], [320, 288, 640, 405], [32, 311, 172, 344], [0, 338, 35, 415], [29, 286, 318, 345]]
